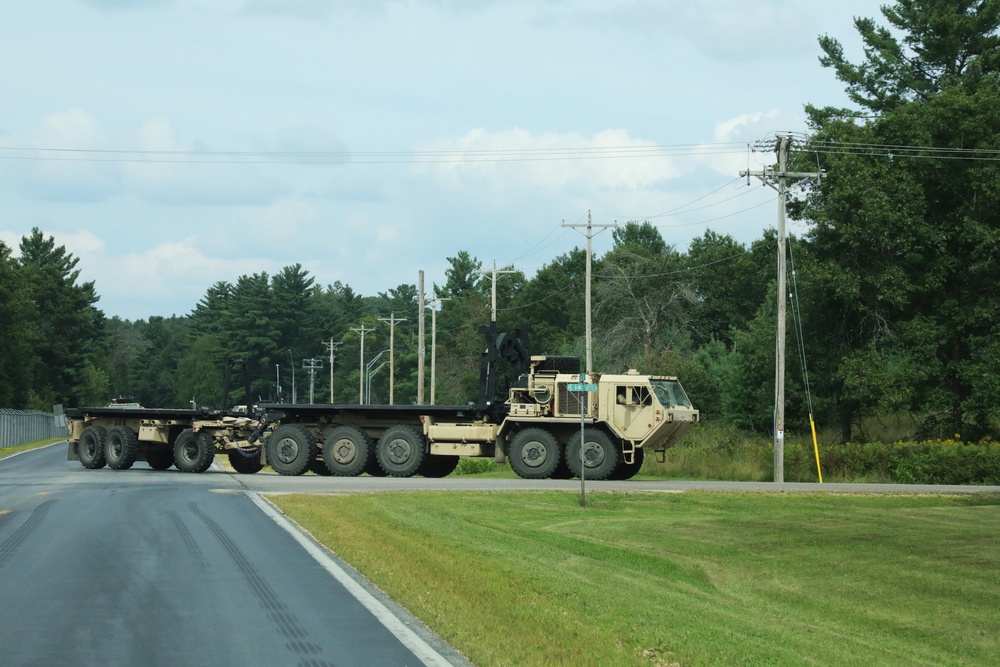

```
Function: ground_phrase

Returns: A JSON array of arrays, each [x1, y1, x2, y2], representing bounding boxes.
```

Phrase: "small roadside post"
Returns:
[[568, 372, 598, 508]]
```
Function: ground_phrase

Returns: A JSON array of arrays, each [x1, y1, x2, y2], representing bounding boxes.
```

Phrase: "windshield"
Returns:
[[651, 380, 692, 408]]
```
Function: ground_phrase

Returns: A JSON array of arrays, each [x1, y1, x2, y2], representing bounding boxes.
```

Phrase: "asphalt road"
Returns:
[[0, 444, 467, 667]]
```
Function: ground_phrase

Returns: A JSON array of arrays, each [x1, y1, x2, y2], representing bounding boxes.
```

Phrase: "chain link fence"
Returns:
[[0, 406, 67, 449]]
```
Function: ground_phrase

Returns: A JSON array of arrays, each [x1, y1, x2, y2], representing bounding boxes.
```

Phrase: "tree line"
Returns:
[[1, 1, 997, 442]]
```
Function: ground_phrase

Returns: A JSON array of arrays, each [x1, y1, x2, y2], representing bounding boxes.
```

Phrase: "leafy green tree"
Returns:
[[0, 240, 36, 407], [18, 228, 106, 407], [798, 0, 1000, 438], [509, 248, 586, 357], [594, 222, 695, 370], [685, 230, 772, 347]]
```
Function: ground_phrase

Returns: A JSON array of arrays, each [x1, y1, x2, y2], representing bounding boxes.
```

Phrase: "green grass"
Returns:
[[272, 491, 1000, 667], [0, 438, 64, 459]]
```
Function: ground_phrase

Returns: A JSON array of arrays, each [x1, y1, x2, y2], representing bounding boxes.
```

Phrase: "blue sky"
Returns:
[[1, 0, 874, 320]]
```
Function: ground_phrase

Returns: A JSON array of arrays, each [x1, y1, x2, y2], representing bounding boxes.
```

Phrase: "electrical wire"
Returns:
[[0, 141, 753, 165]]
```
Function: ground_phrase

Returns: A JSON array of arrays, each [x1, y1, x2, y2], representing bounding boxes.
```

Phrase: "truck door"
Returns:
[[610, 384, 655, 441]]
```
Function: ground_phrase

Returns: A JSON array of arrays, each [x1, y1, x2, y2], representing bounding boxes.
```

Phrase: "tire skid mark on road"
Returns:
[[188, 502, 334, 667], [0, 499, 56, 568], [167, 511, 209, 570]]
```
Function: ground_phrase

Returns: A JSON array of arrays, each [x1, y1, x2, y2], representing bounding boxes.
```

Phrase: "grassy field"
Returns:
[[272, 491, 1000, 667]]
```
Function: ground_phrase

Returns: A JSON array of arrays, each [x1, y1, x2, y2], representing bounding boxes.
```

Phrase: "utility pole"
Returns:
[[426, 293, 451, 405], [322, 339, 342, 403], [741, 135, 824, 483], [303, 358, 323, 404], [350, 324, 375, 404], [417, 270, 426, 405], [482, 260, 517, 322], [378, 312, 407, 405], [562, 211, 616, 376], [287, 350, 296, 404]]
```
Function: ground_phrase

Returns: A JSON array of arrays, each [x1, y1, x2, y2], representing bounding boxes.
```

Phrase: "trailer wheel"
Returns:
[[566, 428, 619, 481], [78, 426, 108, 469], [145, 449, 174, 470], [105, 426, 139, 470], [508, 428, 560, 479], [174, 429, 215, 473], [322, 426, 372, 477], [419, 455, 460, 478], [267, 424, 316, 476], [376, 425, 427, 477], [228, 448, 263, 474]]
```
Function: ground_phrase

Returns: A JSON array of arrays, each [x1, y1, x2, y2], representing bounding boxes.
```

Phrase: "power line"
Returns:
[[0, 140, 753, 165]]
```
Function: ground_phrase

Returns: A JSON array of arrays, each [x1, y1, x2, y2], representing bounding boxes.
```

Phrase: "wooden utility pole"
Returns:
[[741, 136, 824, 483], [417, 270, 425, 405], [379, 312, 407, 405], [350, 324, 375, 404], [483, 260, 517, 323], [322, 338, 342, 403], [303, 358, 323, 404], [426, 293, 450, 405], [562, 211, 616, 375]]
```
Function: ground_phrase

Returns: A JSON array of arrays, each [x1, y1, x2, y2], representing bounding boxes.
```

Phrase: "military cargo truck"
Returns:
[[66, 327, 698, 480]]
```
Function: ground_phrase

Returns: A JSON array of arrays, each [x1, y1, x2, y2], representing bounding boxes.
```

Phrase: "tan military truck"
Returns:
[[67, 328, 698, 480]]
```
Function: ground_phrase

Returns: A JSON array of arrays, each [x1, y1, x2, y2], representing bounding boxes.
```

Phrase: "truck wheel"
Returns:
[[145, 449, 174, 470], [105, 426, 139, 470], [322, 426, 372, 477], [611, 448, 644, 480], [228, 448, 264, 474], [550, 458, 574, 479], [174, 429, 215, 473], [267, 424, 316, 476], [508, 428, 560, 479], [364, 455, 388, 477], [419, 455, 459, 478], [79, 426, 108, 469], [376, 425, 427, 477], [567, 428, 619, 481]]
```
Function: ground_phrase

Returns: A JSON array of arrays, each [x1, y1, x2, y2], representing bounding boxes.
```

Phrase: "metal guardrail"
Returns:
[[0, 407, 67, 448]]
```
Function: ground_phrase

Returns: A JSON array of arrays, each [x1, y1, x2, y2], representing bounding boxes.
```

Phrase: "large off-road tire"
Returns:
[[419, 454, 460, 478], [78, 426, 108, 470], [174, 429, 216, 473], [105, 426, 139, 470], [508, 428, 561, 479], [549, 457, 574, 479], [145, 448, 174, 470], [611, 447, 645, 480], [566, 428, 619, 481], [266, 424, 316, 476], [376, 425, 428, 477], [322, 425, 373, 477], [364, 455, 388, 477], [228, 448, 264, 474], [308, 459, 333, 476]]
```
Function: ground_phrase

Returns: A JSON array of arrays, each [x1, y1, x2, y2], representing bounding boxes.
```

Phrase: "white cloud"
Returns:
[[413, 127, 680, 200]]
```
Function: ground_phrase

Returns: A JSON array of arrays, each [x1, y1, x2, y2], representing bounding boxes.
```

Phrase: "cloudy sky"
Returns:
[[1, 0, 875, 320]]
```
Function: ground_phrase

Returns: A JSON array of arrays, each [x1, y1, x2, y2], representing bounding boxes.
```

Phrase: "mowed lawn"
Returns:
[[271, 491, 1000, 667]]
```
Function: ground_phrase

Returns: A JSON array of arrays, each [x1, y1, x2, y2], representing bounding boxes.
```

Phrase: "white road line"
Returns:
[[244, 491, 456, 667]]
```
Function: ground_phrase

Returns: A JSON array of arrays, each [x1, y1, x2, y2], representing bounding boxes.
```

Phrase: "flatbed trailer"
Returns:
[[65, 405, 266, 473]]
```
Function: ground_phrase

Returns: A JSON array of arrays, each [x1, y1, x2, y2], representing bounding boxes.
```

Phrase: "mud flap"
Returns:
[[494, 431, 507, 464]]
